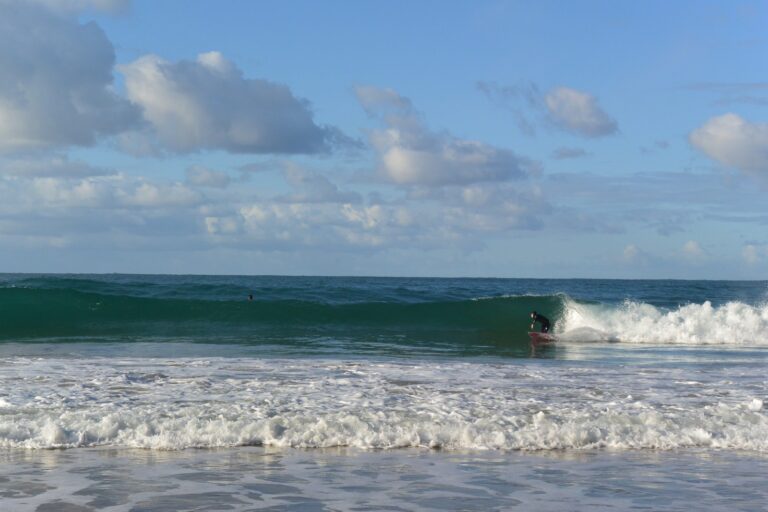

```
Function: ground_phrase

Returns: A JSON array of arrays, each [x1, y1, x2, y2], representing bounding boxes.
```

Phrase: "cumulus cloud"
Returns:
[[477, 81, 617, 138], [185, 165, 231, 189], [690, 113, 768, 174], [280, 162, 361, 203], [0, 173, 206, 253], [406, 183, 550, 231], [742, 244, 765, 264], [622, 244, 650, 265], [355, 85, 537, 186], [545, 87, 618, 137], [355, 85, 413, 115], [0, 162, 553, 260], [0, 1, 141, 152], [682, 240, 706, 261], [120, 51, 339, 155], [16, 175, 201, 209], [0, 173, 201, 255]]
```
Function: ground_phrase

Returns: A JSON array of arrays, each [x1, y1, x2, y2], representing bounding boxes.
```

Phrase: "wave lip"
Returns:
[[560, 298, 768, 346]]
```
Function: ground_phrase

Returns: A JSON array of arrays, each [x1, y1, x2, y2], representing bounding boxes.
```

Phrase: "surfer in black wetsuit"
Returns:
[[530, 311, 551, 333]]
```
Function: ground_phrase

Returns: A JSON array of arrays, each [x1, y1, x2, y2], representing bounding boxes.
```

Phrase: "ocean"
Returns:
[[1, 274, 767, 511]]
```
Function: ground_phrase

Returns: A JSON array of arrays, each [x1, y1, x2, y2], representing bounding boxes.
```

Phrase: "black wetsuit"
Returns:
[[531, 313, 551, 333]]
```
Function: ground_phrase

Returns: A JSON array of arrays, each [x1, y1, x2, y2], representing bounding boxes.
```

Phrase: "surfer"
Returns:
[[530, 311, 551, 333]]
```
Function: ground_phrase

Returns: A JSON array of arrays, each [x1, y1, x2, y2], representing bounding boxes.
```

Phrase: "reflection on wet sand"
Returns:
[[1, 447, 767, 511]]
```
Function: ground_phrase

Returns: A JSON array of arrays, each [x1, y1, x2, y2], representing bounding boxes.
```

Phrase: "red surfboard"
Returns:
[[528, 332, 557, 347]]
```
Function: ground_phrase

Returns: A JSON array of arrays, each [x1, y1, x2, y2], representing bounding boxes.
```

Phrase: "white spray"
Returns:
[[558, 297, 768, 345]]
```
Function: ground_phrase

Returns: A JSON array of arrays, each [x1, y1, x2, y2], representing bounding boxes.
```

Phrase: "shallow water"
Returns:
[[2, 447, 767, 511]]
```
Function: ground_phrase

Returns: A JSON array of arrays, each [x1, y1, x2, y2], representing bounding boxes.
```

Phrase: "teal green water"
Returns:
[[1, 274, 766, 355]]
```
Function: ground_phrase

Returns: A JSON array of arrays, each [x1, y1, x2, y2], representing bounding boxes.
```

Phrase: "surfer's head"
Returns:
[[531, 311, 537, 319]]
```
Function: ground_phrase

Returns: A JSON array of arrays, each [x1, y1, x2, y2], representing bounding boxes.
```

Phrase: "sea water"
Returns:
[[0, 275, 767, 510]]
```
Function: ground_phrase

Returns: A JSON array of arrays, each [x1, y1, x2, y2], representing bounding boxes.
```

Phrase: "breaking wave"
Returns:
[[559, 298, 768, 345]]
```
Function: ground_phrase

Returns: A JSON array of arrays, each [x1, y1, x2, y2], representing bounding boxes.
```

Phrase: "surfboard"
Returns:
[[528, 332, 557, 346]]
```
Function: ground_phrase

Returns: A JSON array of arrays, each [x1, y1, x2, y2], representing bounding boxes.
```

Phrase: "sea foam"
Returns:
[[559, 298, 768, 345], [1, 356, 766, 451]]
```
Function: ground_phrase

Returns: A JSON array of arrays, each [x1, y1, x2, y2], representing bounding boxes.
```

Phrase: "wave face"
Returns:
[[1, 357, 766, 451], [0, 290, 561, 334], [0, 276, 565, 350]]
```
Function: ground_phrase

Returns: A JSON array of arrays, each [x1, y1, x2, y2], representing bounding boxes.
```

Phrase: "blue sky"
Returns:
[[0, 0, 767, 278]]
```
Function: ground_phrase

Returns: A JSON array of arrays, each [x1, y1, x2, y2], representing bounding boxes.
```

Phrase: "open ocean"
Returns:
[[1, 274, 767, 511]]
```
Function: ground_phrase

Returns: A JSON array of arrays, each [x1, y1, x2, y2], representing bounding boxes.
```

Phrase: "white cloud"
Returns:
[[742, 244, 764, 264], [476, 82, 617, 138], [690, 113, 768, 174], [355, 85, 536, 186], [682, 240, 706, 260], [0, 1, 140, 152], [544, 87, 618, 137], [0, 161, 549, 259], [204, 215, 241, 235], [280, 162, 360, 203], [408, 183, 550, 231], [622, 244, 649, 264], [121, 182, 200, 208], [185, 165, 231, 189], [355, 85, 412, 115], [31, 177, 111, 207], [120, 52, 337, 155], [0, 174, 200, 211]]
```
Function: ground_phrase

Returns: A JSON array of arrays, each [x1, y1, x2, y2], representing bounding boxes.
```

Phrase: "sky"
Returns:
[[0, 0, 767, 279]]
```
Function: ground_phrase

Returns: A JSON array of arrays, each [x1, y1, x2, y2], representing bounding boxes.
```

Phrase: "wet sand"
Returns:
[[2, 447, 767, 511]]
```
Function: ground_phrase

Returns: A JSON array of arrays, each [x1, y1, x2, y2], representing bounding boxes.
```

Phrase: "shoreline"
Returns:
[[3, 446, 767, 511]]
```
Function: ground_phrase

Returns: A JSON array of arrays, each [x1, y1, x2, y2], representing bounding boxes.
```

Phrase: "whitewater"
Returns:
[[2, 352, 766, 451], [559, 297, 768, 345]]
